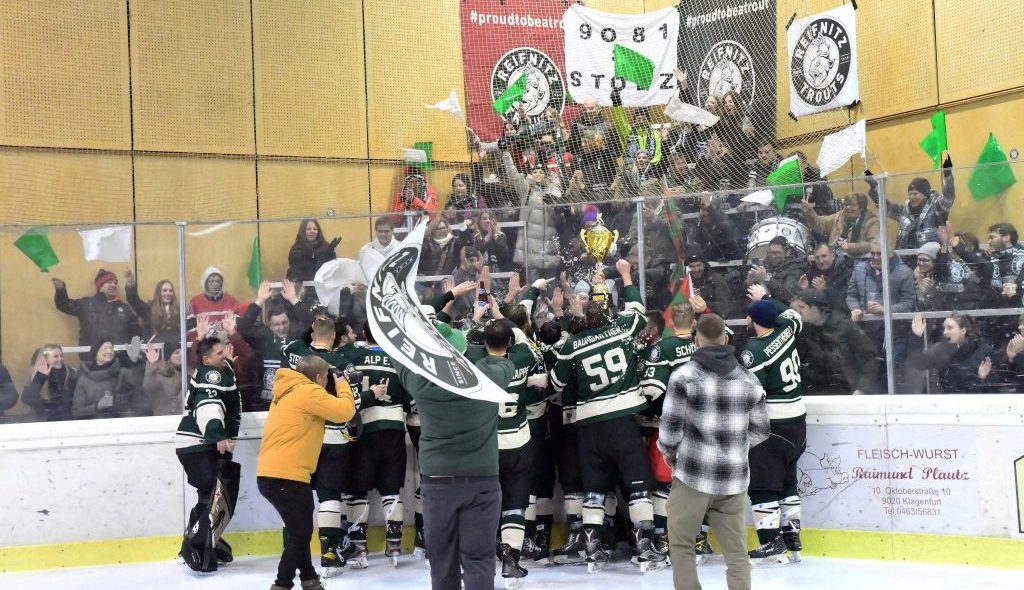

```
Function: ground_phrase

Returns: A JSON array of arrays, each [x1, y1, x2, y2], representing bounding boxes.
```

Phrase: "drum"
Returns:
[[746, 217, 812, 262]]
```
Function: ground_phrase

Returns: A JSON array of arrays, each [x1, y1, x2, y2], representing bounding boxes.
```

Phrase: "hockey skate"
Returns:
[[385, 522, 403, 567], [214, 538, 233, 565], [551, 528, 587, 565], [783, 520, 802, 562], [631, 529, 669, 573], [498, 542, 528, 589], [694, 531, 714, 565], [520, 525, 551, 566], [320, 536, 346, 579], [748, 533, 791, 565], [413, 527, 428, 559], [583, 528, 609, 573], [338, 532, 368, 569]]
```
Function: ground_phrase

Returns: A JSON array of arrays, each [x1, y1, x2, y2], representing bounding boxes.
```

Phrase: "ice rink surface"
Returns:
[[4, 554, 1023, 590]]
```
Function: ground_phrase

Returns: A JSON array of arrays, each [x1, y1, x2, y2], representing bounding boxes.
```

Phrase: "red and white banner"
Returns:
[[459, 0, 578, 140]]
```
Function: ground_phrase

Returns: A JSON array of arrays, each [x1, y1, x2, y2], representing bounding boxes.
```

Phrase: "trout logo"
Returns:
[[697, 40, 755, 105], [790, 16, 852, 107], [491, 47, 565, 118]]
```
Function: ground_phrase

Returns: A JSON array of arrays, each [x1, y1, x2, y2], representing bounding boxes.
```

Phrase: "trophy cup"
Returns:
[[580, 214, 619, 303]]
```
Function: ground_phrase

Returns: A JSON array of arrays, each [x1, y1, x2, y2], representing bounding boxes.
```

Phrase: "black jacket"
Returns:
[[55, 290, 140, 350], [908, 336, 992, 393]]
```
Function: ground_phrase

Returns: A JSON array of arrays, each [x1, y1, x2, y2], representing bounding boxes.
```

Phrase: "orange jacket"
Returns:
[[256, 368, 355, 483]]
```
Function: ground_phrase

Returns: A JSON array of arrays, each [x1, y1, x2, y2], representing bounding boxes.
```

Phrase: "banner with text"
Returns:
[[366, 220, 514, 404], [677, 0, 776, 139], [563, 5, 681, 107], [787, 4, 859, 117], [459, 0, 576, 140]]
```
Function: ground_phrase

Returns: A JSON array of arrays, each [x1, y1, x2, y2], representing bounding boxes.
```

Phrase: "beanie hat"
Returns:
[[795, 288, 830, 310], [573, 280, 591, 297], [747, 299, 778, 328], [918, 242, 941, 261], [582, 205, 599, 225], [95, 269, 117, 290], [435, 322, 467, 354], [908, 177, 931, 196]]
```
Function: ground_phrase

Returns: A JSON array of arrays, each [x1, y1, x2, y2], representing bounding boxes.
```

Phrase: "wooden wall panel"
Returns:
[[857, 0, 938, 119], [0, 0, 130, 150], [133, 155, 256, 222], [130, 0, 254, 154], [363, 0, 469, 163], [934, 0, 1024, 103], [253, 0, 368, 159]]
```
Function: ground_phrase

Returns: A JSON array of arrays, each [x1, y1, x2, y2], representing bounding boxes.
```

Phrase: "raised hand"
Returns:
[[223, 343, 236, 362], [978, 357, 992, 380], [144, 340, 160, 364], [911, 313, 925, 337], [798, 274, 809, 290], [195, 314, 213, 338], [221, 312, 237, 336], [747, 284, 768, 301], [124, 268, 136, 287], [550, 287, 564, 316], [281, 277, 299, 304], [451, 280, 477, 298], [256, 280, 272, 305], [34, 353, 51, 376], [51, 278, 66, 291], [811, 276, 827, 291], [690, 293, 707, 314], [616, 258, 631, 277]]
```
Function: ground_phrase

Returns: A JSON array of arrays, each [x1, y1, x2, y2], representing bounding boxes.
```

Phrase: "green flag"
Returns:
[[15, 226, 59, 272], [613, 44, 655, 91], [247, 235, 262, 290], [919, 110, 947, 169], [410, 141, 433, 171], [766, 155, 804, 212], [492, 74, 528, 115], [968, 133, 1017, 201]]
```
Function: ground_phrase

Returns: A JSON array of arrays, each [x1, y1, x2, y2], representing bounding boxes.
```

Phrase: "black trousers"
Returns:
[[421, 475, 500, 590], [258, 476, 316, 588]]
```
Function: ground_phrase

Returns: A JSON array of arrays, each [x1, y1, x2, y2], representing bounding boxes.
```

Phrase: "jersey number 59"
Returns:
[[582, 348, 629, 392]]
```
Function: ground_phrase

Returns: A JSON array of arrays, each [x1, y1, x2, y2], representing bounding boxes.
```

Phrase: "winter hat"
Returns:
[[160, 339, 182, 362], [747, 299, 778, 329], [573, 280, 591, 298], [435, 322, 467, 354], [918, 242, 941, 261], [581, 205, 600, 225], [795, 288, 830, 310], [907, 177, 931, 196], [200, 266, 224, 292], [94, 269, 117, 290]]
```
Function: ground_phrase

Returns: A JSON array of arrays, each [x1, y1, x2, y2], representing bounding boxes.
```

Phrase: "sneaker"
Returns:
[[748, 533, 790, 565], [299, 577, 326, 590], [552, 528, 587, 565]]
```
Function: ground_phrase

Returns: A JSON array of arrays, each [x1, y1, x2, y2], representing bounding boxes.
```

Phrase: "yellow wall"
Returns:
[[0, 0, 1022, 414]]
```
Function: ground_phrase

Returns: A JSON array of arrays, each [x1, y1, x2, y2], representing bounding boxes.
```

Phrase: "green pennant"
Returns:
[[766, 155, 804, 212], [15, 226, 59, 272], [247, 235, 262, 290], [919, 110, 947, 169], [613, 44, 655, 91], [968, 133, 1017, 201], [410, 141, 433, 171], [492, 74, 528, 115]]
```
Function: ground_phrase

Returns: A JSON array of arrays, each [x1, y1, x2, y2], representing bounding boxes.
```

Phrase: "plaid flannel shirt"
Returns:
[[657, 346, 770, 496]]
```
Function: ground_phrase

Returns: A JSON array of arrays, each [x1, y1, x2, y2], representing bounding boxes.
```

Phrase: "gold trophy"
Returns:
[[580, 214, 619, 303]]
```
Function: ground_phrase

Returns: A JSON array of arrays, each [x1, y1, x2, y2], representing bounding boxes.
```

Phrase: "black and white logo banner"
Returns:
[[787, 4, 858, 117], [366, 219, 514, 404]]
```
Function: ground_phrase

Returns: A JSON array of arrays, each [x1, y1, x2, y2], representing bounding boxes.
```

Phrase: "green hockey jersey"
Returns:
[[638, 332, 697, 428], [351, 344, 410, 434], [738, 301, 806, 422], [550, 285, 648, 427], [175, 360, 241, 454], [467, 339, 536, 451]]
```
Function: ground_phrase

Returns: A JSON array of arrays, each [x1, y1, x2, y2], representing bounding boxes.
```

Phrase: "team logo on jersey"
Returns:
[[790, 17, 852, 107], [740, 350, 755, 368], [205, 370, 222, 384], [648, 347, 661, 362], [697, 40, 756, 105], [491, 47, 565, 119]]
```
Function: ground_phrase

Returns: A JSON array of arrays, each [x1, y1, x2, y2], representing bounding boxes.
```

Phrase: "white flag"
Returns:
[[740, 190, 775, 207], [663, 95, 720, 127], [313, 258, 365, 317], [816, 119, 867, 177], [423, 88, 464, 120], [403, 148, 428, 163], [79, 226, 133, 263]]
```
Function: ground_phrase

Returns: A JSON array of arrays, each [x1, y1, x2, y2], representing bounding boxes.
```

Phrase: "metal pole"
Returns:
[[874, 176, 897, 395], [176, 222, 189, 409], [634, 197, 647, 306]]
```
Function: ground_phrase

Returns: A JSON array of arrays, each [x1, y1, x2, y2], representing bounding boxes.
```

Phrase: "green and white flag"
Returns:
[[766, 155, 804, 212], [563, 4, 679, 106]]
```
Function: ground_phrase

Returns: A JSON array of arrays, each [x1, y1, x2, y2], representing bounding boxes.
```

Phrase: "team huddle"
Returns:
[[171, 257, 807, 589]]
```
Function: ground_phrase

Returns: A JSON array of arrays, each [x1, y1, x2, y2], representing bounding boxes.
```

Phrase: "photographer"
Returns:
[[257, 354, 358, 590]]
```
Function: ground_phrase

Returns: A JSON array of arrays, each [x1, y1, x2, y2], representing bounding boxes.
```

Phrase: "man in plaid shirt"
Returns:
[[658, 313, 769, 590]]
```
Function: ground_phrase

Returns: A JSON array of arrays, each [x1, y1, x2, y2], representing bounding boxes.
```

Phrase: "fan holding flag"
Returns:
[[867, 154, 957, 250]]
